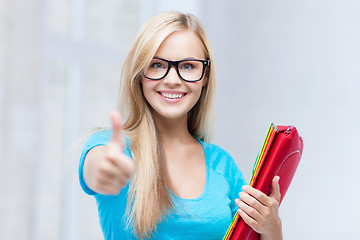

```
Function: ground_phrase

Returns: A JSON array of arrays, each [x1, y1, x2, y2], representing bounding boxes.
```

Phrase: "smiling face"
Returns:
[[141, 30, 207, 122]]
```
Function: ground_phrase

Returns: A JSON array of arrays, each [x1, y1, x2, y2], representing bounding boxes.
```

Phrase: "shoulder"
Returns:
[[82, 129, 131, 157], [83, 128, 112, 147], [200, 140, 239, 175], [83, 129, 131, 148], [200, 140, 246, 193]]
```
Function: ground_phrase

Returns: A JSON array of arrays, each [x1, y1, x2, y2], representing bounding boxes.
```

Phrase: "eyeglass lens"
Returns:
[[144, 58, 205, 81]]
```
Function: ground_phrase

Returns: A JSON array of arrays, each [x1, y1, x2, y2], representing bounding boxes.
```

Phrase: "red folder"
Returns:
[[224, 124, 303, 240]]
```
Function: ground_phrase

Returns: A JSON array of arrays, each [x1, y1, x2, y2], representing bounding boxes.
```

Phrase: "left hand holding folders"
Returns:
[[235, 176, 283, 240]]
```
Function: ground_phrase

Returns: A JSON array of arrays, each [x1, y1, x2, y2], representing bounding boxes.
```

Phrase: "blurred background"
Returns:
[[1, 0, 359, 239]]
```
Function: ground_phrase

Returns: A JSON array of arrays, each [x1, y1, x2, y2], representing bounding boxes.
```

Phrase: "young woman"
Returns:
[[79, 12, 283, 240]]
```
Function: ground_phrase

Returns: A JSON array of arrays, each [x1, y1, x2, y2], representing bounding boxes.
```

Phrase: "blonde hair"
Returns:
[[118, 11, 216, 238]]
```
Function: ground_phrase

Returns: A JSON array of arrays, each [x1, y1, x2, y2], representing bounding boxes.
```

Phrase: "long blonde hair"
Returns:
[[118, 11, 216, 238]]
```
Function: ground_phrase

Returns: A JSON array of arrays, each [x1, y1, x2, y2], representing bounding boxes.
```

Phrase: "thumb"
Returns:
[[269, 175, 281, 202], [110, 110, 124, 149]]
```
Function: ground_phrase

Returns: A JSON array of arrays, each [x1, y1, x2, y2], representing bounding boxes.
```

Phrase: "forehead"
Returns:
[[154, 30, 205, 60]]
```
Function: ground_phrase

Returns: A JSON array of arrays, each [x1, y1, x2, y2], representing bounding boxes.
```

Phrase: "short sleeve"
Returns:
[[78, 129, 112, 195]]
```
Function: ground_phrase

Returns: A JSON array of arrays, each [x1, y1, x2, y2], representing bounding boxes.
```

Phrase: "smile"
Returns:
[[161, 92, 183, 99], [157, 91, 187, 102]]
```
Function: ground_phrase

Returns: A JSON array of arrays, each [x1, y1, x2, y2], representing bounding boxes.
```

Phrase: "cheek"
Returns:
[[191, 82, 204, 96], [141, 79, 156, 99]]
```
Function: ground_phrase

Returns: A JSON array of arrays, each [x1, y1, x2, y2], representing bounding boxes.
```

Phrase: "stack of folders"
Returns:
[[223, 123, 303, 240]]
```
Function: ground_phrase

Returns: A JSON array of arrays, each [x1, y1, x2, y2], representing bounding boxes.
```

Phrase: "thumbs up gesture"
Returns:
[[83, 110, 134, 195]]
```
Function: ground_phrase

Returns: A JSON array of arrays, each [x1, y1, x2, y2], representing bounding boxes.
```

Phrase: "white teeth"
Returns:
[[161, 92, 183, 99]]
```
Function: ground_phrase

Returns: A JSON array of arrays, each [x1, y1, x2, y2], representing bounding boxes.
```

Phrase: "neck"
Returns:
[[153, 112, 194, 147]]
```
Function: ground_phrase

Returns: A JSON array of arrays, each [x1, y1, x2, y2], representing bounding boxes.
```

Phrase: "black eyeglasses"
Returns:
[[143, 57, 209, 82]]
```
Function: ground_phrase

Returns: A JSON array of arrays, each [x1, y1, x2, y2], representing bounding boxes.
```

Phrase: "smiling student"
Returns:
[[79, 11, 283, 240]]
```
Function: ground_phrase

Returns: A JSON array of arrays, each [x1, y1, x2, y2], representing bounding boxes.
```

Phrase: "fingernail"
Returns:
[[242, 185, 248, 191], [235, 198, 239, 203]]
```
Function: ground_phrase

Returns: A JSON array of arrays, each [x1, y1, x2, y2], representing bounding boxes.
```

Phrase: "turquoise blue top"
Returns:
[[78, 130, 246, 240]]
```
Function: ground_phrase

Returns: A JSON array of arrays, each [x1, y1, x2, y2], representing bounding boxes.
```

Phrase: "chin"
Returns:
[[160, 112, 187, 120], [153, 108, 188, 120]]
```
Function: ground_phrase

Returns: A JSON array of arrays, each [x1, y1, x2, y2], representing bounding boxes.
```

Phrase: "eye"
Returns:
[[150, 61, 166, 69], [180, 62, 195, 71]]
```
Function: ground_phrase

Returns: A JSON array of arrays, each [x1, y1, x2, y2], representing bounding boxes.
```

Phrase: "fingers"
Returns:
[[84, 110, 134, 196], [95, 178, 125, 195], [236, 191, 267, 233], [241, 185, 271, 207], [94, 146, 134, 195], [108, 152, 134, 179], [236, 206, 261, 232], [241, 178, 281, 208], [109, 110, 134, 176], [88, 110, 134, 195], [98, 157, 131, 184], [235, 198, 263, 223], [269, 176, 281, 202], [110, 110, 124, 149], [106, 140, 134, 176], [235, 179, 282, 234], [238, 188, 264, 214]]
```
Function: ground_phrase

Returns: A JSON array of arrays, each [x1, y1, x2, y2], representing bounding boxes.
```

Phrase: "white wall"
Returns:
[[203, 0, 360, 239]]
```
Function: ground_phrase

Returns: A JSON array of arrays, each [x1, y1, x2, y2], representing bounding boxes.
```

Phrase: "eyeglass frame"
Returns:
[[143, 57, 210, 82]]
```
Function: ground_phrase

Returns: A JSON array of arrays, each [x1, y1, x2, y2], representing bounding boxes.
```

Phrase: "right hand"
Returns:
[[83, 110, 134, 195]]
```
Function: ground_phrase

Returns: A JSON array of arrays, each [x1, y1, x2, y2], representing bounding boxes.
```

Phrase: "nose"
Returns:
[[162, 66, 182, 86]]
